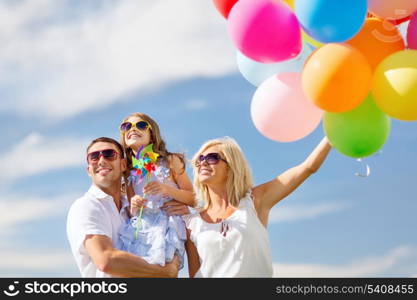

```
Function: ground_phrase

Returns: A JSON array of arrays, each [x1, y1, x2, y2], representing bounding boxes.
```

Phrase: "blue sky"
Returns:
[[0, 0, 416, 277]]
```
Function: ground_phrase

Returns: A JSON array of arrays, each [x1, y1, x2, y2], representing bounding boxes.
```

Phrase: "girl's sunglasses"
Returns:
[[119, 121, 152, 133], [87, 149, 119, 163], [195, 153, 227, 167]]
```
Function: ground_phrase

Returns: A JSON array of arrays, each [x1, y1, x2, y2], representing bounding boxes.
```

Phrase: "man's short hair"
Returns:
[[86, 137, 125, 159]]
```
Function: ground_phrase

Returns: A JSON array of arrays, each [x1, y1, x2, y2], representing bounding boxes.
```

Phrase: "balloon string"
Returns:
[[354, 150, 383, 178], [354, 158, 370, 178]]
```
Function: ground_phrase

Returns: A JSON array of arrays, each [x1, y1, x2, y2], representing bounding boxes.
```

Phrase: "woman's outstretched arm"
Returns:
[[253, 137, 332, 226]]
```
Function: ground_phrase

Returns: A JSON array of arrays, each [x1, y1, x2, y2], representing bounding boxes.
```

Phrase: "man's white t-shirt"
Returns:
[[66, 184, 129, 277]]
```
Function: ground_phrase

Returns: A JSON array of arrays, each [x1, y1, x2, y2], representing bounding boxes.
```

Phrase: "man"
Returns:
[[67, 137, 179, 277]]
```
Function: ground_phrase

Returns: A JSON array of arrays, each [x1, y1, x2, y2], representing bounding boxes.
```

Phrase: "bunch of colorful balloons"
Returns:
[[213, 0, 417, 158]]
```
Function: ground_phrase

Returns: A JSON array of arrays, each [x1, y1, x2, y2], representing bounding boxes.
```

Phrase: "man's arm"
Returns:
[[85, 234, 179, 278]]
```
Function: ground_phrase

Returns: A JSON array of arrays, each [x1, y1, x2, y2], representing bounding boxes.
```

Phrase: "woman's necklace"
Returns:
[[207, 207, 234, 237], [220, 220, 230, 237]]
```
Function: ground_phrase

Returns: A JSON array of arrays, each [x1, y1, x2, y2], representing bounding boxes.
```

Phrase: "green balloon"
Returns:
[[323, 95, 391, 158]]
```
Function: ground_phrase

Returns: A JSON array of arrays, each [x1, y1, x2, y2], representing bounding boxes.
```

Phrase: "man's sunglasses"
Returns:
[[87, 149, 119, 163], [119, 121, 152, 133], [195, 153, 227, 167]]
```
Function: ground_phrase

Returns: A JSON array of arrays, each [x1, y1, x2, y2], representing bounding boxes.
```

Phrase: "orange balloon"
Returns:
[[302, 43, 372, 113], [347, 18, 405, 70]]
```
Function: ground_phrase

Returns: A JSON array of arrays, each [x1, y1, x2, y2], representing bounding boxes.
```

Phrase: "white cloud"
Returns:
[[0, 193, 77, 237], [0, 250, 75, 271], [184, 99, 209, 111], [0, 192, 80, 274], [0, 133, 87, 183], [273, 245, 417, 277], [269, 202, 349, 223], [0, 0, 236, 119]]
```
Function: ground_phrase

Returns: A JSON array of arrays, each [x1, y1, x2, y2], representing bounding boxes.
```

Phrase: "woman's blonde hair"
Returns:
[[119, 112, 185, 178], [192, 137, 253, 209]]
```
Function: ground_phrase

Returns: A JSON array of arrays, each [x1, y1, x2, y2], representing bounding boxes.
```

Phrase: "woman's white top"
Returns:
[[183, 192, 273, 277]]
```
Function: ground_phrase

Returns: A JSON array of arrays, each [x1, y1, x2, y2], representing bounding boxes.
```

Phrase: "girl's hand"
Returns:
[[143, 181, 171, 197], [130, 195, 147, 216], [162, 200, 190, 216]]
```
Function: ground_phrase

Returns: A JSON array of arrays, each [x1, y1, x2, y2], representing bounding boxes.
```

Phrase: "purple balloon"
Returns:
[[408, 12, 417, 50]]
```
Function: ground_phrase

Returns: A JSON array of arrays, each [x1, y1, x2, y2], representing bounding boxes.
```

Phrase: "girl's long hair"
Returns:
[[119, 112, 185, 181]]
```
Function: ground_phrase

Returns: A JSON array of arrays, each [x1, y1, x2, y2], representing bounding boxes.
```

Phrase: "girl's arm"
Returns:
[[143, 154, 196, 207], [252, 137, 332, 227], [185, 229, 201, 278]]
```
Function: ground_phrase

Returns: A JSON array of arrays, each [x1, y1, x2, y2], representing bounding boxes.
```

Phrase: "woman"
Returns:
[[184, 136, 332, 277]]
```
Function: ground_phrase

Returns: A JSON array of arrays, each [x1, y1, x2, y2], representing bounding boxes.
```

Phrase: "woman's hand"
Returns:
[[162, 200, 190, 216], [143, 181, 171, 197], [130, 195, 147, 216]]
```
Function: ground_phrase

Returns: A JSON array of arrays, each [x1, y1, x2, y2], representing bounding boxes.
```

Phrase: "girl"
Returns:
[[184, 136, 332, 277], [117, 112, 195, 269]]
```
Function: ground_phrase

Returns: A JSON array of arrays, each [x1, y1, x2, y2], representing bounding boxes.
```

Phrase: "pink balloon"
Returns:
[[368, 0, 417, 20], [251, 73, 323, 142], [228, 0, 301, 63], [408, 12, 417, 49]]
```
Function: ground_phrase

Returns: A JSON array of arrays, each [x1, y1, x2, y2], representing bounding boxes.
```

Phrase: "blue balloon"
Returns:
[[295, 0, 367, 43], [237, 43, 313, 87]]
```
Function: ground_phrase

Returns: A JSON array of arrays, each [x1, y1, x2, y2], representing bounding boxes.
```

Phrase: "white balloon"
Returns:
[[237, 43, 313, 87]]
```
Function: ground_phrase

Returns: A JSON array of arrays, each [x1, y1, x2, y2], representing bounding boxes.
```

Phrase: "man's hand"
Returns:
[[164, 255, 180, 278], [162, 200, 190, 216]]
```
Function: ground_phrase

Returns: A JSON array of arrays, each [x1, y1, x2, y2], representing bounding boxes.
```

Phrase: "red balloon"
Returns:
[[212, 0, 239, 19], [391, 15, 412, 25], [367, 11, 411, 25]]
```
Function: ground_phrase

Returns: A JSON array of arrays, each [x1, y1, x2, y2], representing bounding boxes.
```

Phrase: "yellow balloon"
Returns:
[[282, 0, 323, 48], [283, 0, 295, 9], [372, 50, 417, 121], [301, 30, 324, 48]]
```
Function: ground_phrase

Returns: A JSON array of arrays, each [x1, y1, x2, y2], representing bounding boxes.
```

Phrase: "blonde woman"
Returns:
[[184, 136, 332, 277]]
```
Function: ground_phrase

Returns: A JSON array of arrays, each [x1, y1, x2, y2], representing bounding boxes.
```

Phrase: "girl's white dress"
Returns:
[[183, 192, 273, 277], [116, 160, 186, 268]]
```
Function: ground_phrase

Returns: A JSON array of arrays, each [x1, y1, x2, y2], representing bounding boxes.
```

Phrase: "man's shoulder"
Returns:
[[68, 188, 105, 216]]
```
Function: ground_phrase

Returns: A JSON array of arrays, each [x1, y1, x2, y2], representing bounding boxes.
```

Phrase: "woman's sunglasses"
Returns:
[[119, 121, 152, 133], [195, 153, 227, 167], [87, 149, 119, 163]]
